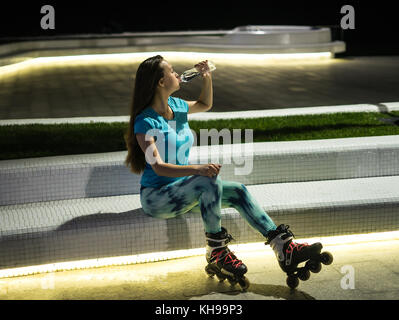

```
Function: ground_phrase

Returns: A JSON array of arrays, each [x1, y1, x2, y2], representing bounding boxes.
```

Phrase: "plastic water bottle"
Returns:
[[180, 60, 216, 82]]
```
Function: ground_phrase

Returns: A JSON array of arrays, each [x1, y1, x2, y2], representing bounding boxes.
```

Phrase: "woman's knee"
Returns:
[[193, 174, 223, 191], [223, 180, 247, 193], [221, 180, 251, 208]]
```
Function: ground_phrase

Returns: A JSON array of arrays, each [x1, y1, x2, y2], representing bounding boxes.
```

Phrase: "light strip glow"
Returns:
[[0, 230, 398, 279], [0, 248, 205, 279], [30, 51, 333, 62], [0, 51, 332, 77]]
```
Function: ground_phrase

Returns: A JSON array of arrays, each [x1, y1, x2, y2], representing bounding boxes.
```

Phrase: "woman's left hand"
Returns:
[[194, 60, 211, 77]]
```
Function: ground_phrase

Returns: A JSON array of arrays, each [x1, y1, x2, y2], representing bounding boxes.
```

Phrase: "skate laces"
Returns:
[[280, 225, 307, 266], [283, 225, 308, 253], [286, 241, 309, 254], [212, 249, 243, 269]]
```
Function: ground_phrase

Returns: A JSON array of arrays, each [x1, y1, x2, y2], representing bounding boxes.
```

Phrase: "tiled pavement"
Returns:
[[0, 55, 399, 120], [0, 238, 398, 300]]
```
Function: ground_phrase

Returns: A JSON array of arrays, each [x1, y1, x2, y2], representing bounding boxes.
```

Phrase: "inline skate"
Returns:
[[205, 227, 250, 291], [266, 224, 333, 289]]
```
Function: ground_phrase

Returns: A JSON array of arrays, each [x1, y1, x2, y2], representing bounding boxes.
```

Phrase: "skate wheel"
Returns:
[[306, 260, 322, 273], [286, 275, 299, 289], [238, 276, 250, 291], [205, 265, 215, 277], [298, 269, 310, 281], [321, 252, 333, 265], [216, 273, 227, 282]]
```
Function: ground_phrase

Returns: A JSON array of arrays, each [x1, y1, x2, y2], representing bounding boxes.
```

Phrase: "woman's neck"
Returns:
[[151, 93, 173, 119]]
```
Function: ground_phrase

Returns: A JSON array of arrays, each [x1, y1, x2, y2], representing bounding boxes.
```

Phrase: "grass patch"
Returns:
[[1, 111, 399, 160]]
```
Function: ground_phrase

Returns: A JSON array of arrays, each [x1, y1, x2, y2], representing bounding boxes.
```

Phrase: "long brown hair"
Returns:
[[124, 55, 164, 174]]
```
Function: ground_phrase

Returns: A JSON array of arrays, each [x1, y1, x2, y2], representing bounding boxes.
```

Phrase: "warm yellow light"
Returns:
[[0, 230, 397, 279], [0, 248, 206, 279], [0, 51, 333, 77]]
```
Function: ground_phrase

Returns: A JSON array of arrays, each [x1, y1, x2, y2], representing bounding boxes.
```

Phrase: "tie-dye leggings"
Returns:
[[140, 174, 276, 237]]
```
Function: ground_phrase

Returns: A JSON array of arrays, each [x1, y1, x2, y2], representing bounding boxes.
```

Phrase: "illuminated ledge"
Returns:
[[1, 231, 398, 279], [0, 26, 344, 76], [0, 25, 345, 61], [0, 50, 334, 78], [1, 176, 399, 273]]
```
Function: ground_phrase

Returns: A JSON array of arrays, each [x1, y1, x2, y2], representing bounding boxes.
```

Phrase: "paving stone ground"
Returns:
[[1, 55, 398, 119], [0, 238, 398, 300]]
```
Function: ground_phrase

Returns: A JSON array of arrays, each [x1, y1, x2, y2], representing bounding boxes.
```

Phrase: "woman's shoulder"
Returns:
[[134, 110, 164, 134], [134, 109, 159, 127], [136, 107, 157, 121]]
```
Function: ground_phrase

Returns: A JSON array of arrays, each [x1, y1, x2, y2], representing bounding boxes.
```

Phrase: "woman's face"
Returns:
[[159, 60, 180, 93]]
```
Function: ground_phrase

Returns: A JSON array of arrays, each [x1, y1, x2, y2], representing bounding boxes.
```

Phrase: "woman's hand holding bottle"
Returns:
[[194, 60, 211, 78], [180, 60, 216, 82]]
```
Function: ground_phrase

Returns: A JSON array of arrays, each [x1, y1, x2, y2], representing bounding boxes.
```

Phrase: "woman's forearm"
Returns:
[[153, 162, 199, 177], [198, 73, 213, 109]]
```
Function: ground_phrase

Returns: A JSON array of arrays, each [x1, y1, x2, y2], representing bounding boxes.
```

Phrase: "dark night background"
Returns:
[[1, 0, 399, 56]]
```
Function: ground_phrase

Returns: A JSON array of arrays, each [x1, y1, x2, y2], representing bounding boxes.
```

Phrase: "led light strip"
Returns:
[[0, 248, 205, 279], [30, 51, 333, 62], [0, 51, 332, 77], [0, 230, 398, 279]]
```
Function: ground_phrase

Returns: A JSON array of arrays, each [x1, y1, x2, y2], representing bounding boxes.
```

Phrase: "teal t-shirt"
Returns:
[[134, 96, 194, 188]]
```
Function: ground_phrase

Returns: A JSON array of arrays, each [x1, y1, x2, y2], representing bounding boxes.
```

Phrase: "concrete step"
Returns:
[[1, 135, 399, 206], [1, 176, 398, 270]]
